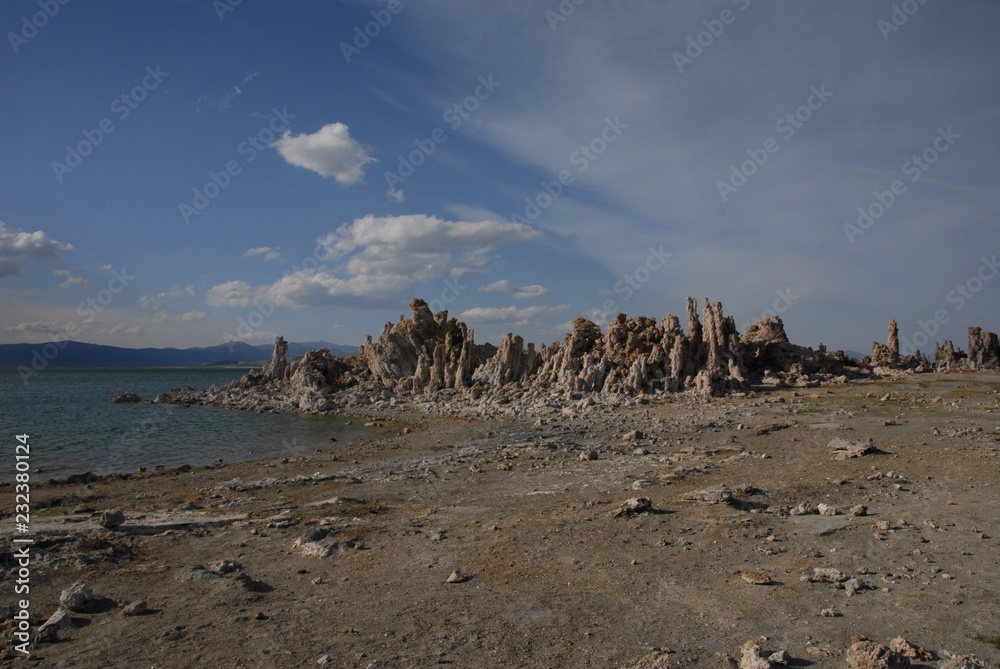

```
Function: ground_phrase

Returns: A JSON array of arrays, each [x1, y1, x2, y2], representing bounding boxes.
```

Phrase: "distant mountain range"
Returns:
[[0, 340, 358, 369]]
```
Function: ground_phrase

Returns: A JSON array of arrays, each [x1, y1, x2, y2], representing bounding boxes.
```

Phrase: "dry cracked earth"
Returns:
[[2, 372, 999, 667]]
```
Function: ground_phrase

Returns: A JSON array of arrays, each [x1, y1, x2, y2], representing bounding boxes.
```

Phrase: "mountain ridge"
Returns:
[[0, 340, 358, 369]]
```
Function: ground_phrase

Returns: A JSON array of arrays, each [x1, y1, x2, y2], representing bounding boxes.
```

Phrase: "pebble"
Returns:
[[122, 600, 147, 616], [446, 570, 467, 583], [741, 570, 772, 585], [817, 503, 839, 516], [613, 497, 654, 517], [810, 568, 848, 583], [99, 509, 126, 529], [59, 580, 95, 612], [579, 450, 598, 461]]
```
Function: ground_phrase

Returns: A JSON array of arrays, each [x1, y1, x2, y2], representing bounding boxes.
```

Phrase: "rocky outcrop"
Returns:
[[967, 326, 1000, 370], [357, 299, 480, 393], [141, 296, 1000, 415]]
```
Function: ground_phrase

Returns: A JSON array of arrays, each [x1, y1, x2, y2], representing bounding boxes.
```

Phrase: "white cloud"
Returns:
[[177, 311, 205, 322], [244, 246, 283, 262], [54, 269, 88, 289], [205, 280, 257, 307], [513, 284, 549, 299], [3, 321, 64, 334], [139, 284, 195, 310], [386, 189, 406, 203], [0, 221, 72, 278], [206, 215, 541, 310], [460, 304, 569, 327], [98, 324, 145, 337], [479, 279, 511, 292], [272, 123, 375, 185], [319, 214, 540, 258]]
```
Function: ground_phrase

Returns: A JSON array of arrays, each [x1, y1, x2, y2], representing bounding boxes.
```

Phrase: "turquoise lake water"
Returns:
[[0, 367, 379, 481]]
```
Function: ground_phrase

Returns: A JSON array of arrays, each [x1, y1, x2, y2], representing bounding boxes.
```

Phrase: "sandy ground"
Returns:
[[2, 372, 999, 668]]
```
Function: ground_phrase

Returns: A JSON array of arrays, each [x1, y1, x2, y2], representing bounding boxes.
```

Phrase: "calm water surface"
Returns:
[[0, 368, 383, 481]]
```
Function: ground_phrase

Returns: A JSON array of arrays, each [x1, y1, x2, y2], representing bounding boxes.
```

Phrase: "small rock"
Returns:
[[632, 480, 653, 490], [579, 450, 599, 461], [790, 502, 816, 516], [72, 503, 91, 514], [846, 639, 910, 668], [741, 570, 772, 585], [613, 497, 654, 517], [35, 607, 73, 643], [446, 570, 466, 583], [817, 503, 839, 516], [819, 607, 841, 617], [209, 560, 243, 575], [175, 501, 202, 511], [122, 600, 147, 616], [317, 655, 331, 666], [681, 486, 733, 505], [111, 392, 142, 404], [633, 447, 649, 456], [888, 637, 932, 661], [59, 580, 95, 612], [939, 655, 986, 669], [850, 505, 869, 517], [767, 650, 790, 666], [843, 577, 868, 596], [99, 509, 126, 529], [810, 568, 849, 583], [830, 438, 877, 459]]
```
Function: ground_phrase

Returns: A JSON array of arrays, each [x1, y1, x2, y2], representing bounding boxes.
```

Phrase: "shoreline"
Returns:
[[2, 372, 998, 666]]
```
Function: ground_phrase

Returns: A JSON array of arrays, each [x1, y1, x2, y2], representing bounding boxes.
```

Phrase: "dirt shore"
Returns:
[[2, 372, 999, 668]]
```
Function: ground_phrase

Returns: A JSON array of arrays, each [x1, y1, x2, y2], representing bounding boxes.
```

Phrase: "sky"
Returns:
[[1, 0, 999, 356]]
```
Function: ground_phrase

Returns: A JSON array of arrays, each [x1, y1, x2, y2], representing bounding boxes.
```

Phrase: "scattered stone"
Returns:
[[292, 528, 361, 558], [741, 570, 772, 585], [680, 486, 733, 505], [625, 650, 674, 669], [633, 447, 649, 456], [59, 580, 95, 612], [739, 639, 789, 669], [72, 503, 91, 514], [843, 577, 868, 596], [817, 503, 839, 516], [790, 502, 816, 516], [175, 501, 202, 511], [845, 639, 910, 668], [819, 607, 841, 617], [888, 637, 932, 661], [111, 392, 142, 403], [830, 438, 877, 459], [810, 568, 849, 583], [579, 450, 599, 461], [624, 429, 645, 442], [99, 509, 126, 529], [446, 570, 467, 583], [613, 497, 654, 517], [939, 655, 986, 669], [122, 600, 148, 616], [850, 505, 869, 516], [35, 607, 73, 643], [209, 559, 243, 575], [632, 480, 653, 490]]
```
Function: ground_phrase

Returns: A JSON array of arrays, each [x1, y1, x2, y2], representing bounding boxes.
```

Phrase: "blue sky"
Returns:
[[2, 0, 999, 355]]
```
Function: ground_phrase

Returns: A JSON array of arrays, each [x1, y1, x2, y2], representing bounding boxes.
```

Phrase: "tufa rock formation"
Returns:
[[144, 297, 998, 415]]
